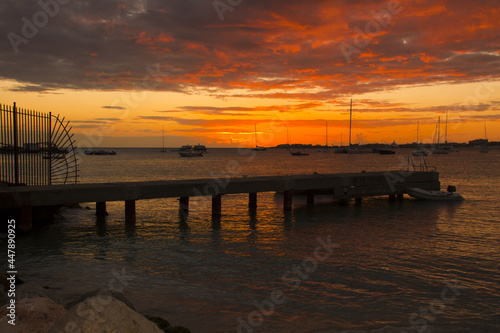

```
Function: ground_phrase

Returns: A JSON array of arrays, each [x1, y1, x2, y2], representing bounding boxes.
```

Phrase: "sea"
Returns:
[[6, 147, 500, 332]]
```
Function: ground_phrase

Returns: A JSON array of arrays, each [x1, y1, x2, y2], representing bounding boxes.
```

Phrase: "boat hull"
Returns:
[[407, 188, 464, 201], [179, 151, 203, 157]]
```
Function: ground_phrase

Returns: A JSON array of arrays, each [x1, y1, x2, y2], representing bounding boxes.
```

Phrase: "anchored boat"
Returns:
[[407, 186, 464, 201]]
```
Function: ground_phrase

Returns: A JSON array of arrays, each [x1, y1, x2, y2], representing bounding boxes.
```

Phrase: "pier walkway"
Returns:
[[1, 170, 440, 232]]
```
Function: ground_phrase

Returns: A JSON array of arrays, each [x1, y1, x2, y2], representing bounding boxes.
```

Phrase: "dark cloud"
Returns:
[[0, 0, 498, 99], [102, 106, 127, 110]]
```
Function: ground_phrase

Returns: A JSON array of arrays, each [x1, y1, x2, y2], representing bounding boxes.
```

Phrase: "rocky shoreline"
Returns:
[[0, 275, 190, 333]]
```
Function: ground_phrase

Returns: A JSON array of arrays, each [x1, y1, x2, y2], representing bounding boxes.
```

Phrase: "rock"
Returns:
[[0, 321, 17, 333], [65, 289, 135, 311], [145, 315, 170, 331], [0, 274, 23, 293], [166, 326, 192, 333], [0, 297, 67, 333], [0, 288, 7, 308], [16, 282, 63, 305], [47, 296, 163, 333]]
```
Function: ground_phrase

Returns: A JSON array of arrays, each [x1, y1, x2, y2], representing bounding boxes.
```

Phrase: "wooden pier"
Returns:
[[0, 170, 440, 232]]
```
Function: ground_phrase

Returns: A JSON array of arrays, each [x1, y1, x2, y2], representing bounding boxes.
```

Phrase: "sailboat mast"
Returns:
[[417, 120, 419, 144], [349, 99, 352, 147], [326, 120, 328, 147], [445, 110, 448, 144], [484, 121, 487, 140], [437, 116, 441, 146], [254, 123, 257, 148], [162, 126, 165, 150]]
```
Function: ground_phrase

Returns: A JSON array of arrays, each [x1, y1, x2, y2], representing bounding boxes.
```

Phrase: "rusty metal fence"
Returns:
[[1, 102, 78, 186]]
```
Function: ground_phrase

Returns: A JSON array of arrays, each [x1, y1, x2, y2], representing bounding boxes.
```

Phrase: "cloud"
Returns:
[[0, 0, 498, 100], [101, 106, 127, 110]]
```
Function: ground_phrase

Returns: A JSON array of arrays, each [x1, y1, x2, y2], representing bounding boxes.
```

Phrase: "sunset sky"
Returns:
[[1, 0, 499, 147]]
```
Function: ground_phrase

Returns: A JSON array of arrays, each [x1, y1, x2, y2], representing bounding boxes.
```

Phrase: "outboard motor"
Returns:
[[447, 185, 457, 193]]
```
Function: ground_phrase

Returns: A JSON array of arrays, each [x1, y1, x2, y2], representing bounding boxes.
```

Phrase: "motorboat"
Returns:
[[407, 186, 464, 201], [84, 150, 116, 155], [412, 150, 429, 156], [378, 148, 396, 155], [174, 144, 207, 153], [290, 150, 309, 156], [179, 150, 203, 157]]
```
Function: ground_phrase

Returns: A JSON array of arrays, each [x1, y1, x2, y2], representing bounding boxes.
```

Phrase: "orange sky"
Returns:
[[1, 0, 499, 147]]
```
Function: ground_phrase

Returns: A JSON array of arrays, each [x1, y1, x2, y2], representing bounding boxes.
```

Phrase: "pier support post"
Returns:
[[397, 193, 404, 201], [339, 199, 349, 206], [18, 207, 32, 233], [125, 200, 136, 223], [283, 190, 293, 211], [306, 190, 315, 206], [355, 197, 362, 205], [388, 194, 396, 201], [249, 193, 257, 209], [212, 194, 222, 217], [96, 202, 108, 217], [179, 197, 189, 216]]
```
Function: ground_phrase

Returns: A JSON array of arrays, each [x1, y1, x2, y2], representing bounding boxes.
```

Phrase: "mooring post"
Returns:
[[355, 197, 362, 205], [397, 193, 404, 201], [283, 190, 293, 211], [389, 194, 397, 201], [249, 193, 257, 209], [179, 197, 189, 214], [18, 207, 32, 233], [212, 194, 222, 217], [125, 200, 136, 223], [96, 202, 108, 217], [306, 190, 315, 206]]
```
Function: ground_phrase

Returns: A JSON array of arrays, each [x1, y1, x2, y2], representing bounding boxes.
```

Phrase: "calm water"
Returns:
[[9, 148, 500, 332]]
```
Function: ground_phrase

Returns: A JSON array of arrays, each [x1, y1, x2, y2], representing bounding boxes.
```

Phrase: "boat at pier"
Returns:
[[407, 186, 464, 201]]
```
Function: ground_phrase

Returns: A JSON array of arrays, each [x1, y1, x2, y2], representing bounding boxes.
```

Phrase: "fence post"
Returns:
[[48, 112, 52, 185], [13, 102, 19, 186]]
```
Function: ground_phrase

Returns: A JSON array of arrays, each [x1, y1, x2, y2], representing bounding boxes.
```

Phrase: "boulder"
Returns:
[[65, 289, 135, 311], [47, 296, 163, 333], [0, 288, 7, 307], [0, 297, 67, 333], [15, 282, 63, 305]]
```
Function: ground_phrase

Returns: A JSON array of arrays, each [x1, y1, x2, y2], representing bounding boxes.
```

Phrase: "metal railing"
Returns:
[[0, 102, 78, 186]]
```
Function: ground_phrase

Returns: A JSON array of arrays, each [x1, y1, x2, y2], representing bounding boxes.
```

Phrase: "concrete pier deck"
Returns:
[[1, 170, 440, 231]]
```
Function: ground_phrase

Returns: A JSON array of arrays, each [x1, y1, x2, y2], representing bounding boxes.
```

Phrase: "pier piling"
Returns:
[[96, 202, 108, 217], [306, 190, 315, 206], [249, 193, 257, 209], [284, 190, 293, 211], [179, 197, 189, 214], [125, 200, 136, 223], [212, 194, 222, 217], [18, 207, 32, 233]]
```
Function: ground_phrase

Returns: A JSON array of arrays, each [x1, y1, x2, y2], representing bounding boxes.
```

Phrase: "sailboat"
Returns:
[[251, 124, 266, 151], [442, 110, 455, 152], [431, 116, 449, 154], [412, 120, 429, 156], [345, 99, 372, 154], [160, 126, 166, 152], [480, 122, 489, 153], [334, 132, 347, 153], [322, 121, 329, 152]]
